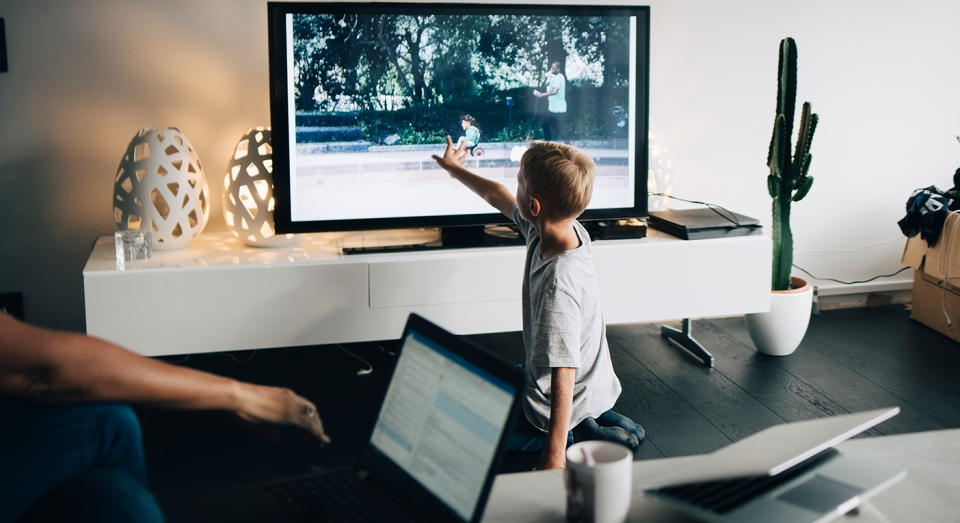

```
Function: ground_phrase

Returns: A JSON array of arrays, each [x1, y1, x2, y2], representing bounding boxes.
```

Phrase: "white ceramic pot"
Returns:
[[745, 276, 813, 356]]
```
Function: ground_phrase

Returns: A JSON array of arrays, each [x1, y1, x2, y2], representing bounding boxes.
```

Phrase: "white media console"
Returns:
[[83, 228, 771, 357]]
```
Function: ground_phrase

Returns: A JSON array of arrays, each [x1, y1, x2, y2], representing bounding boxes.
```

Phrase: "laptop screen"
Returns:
[[369, 329, 516, 520]]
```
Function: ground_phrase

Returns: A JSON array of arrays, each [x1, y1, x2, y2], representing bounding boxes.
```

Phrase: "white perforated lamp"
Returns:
[[112, 127, 210, 250], [222, 127, 296, 247]]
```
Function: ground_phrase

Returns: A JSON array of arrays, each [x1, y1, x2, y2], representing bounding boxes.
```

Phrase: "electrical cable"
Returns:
[[648, 192, 744, 227], [795, 236, 907, 253], [792, 264, 911, 285], [794, 237, 913, 285], [376, 342, 397, 357], [219, 349, 258, 364], [938, 212, 960, 326], [338, 344, 374, 375], [651, 191, 914, 286]]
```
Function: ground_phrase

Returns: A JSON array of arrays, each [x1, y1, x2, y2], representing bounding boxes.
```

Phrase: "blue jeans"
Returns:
[[0, 403, 164, 522]]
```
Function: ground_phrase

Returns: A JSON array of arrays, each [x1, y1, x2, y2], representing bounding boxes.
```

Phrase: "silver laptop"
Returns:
[[644, 407, 906, 523]]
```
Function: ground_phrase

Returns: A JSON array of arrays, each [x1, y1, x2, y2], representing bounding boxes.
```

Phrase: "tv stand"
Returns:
[[343, 224, 523, 254], [82, 229, 770, 357], [661, 318, 713, 368]]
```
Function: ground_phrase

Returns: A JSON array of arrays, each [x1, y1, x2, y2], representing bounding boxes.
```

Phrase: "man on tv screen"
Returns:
[[533, 61, 567, 142]]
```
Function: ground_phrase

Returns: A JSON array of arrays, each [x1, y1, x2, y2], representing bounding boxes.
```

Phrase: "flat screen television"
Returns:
[[267, 2, 649, 247]]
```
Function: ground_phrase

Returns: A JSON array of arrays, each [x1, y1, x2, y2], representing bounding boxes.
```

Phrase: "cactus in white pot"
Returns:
[[746, 37, 818, 356], [767, 37, 818, 291]]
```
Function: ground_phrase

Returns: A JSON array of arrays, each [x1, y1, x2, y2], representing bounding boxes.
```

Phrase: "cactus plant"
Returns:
[[767, 37, 818, 291]]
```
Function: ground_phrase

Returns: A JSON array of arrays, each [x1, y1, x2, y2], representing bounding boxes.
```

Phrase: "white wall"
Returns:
[[1, 0, 957, 331], [646, 0, 959, 296]]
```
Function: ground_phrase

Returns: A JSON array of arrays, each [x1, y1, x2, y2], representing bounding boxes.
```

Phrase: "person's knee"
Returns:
[[107, 404, 143, 437], [97, 404, 145, 450], [85, 404, 148, 481]]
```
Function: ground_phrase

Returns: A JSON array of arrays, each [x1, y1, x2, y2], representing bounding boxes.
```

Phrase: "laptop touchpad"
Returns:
[[777, 475, 863, 513]]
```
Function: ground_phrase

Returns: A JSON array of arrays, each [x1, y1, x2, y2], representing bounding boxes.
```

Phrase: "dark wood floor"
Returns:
[[141, 305, 960, 522]]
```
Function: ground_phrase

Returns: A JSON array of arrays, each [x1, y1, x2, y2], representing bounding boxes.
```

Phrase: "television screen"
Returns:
[[268, 2, 649, 234]]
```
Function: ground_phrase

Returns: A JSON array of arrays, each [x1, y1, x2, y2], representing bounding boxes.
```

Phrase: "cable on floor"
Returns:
[[376, 342, 397, 357], [219, 349, 259, 364], [338, 344, 374, 376]]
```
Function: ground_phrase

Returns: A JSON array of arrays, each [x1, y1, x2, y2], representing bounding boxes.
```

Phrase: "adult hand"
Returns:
[[235, 383, 331, 445], [431, 135, 468, 172], [533, 89, 543, 98]]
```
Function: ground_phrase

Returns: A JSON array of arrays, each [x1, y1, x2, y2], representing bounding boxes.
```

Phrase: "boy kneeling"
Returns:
[[433, 138, 644, 469]]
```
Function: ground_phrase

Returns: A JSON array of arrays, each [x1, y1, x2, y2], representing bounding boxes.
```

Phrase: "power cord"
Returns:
[[648, 192, 745, 227], [219, 349, 258, 364], [651, 192, 913, 285], [376, 342, 397, 357], [338, 344, 374, 376], [796, 236, 907, 253], [792, 264, 911, 285]]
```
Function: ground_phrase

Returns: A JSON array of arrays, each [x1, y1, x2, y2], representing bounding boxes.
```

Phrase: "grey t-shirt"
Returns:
[[509, 205, 622, 431]]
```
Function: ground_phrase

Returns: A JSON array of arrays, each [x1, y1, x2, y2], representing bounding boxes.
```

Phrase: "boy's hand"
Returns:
[[432, 135, 468, 172], [539, 447, 566, 470], [431, 135, 516, 216]]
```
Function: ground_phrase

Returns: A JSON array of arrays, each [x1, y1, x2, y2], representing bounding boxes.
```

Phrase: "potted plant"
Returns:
[[745, 37, 819, 356]]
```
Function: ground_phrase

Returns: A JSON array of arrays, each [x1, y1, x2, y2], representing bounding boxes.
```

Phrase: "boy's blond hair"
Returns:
[[520, 141, 595, 219]]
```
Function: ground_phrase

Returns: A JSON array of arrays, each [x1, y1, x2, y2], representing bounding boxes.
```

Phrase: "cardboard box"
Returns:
[[902, 212, 960, 342]]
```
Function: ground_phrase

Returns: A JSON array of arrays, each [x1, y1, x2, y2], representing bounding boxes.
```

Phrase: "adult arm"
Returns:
[[539, 366, 575, 470], [535, 74, 560, 98], [0, 313, 330, 443], [533, 88, 559, 98], [432, 135, 515, 216]]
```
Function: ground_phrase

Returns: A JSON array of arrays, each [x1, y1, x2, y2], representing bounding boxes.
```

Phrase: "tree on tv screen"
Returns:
[[292, 13, 632, 114]]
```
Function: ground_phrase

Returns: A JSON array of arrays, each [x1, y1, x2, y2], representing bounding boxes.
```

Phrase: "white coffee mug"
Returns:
[[565, 440, 633, 523]]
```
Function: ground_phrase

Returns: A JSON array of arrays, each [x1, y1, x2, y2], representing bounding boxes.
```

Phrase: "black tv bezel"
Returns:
[[268, 1, 650, 235]]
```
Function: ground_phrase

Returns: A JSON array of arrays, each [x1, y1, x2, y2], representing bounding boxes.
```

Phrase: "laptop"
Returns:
[[643, 407, 907, 523], [192, 313, 523, 523], [648, 208, 762, 240]]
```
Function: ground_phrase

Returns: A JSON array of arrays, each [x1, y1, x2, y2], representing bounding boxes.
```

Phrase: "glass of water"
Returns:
[[114, 229, 152, 270]]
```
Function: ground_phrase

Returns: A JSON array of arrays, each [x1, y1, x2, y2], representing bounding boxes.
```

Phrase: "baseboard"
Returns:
[[812, 279, 913, 312]]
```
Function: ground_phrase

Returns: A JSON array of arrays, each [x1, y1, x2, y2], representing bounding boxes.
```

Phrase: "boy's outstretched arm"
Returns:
[[540, 366, 575, 470], [432, 135, 516, 216]]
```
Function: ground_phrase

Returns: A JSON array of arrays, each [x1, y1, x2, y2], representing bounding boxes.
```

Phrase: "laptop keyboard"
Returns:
[[265, 467, 413, 523], [649, 447, 840, 515]]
